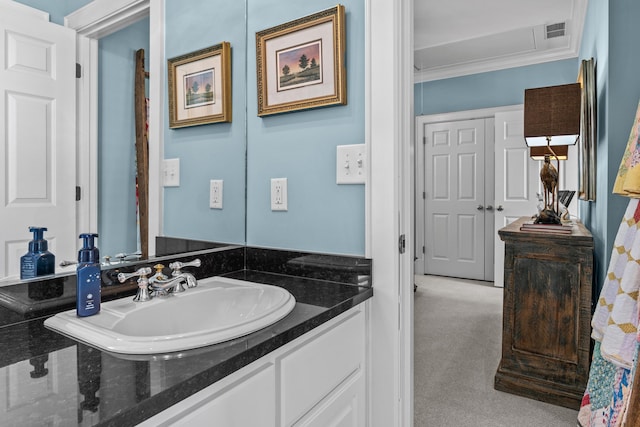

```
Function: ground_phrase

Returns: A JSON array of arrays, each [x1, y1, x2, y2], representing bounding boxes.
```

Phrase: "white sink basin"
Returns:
[[44, 276, 296, 354]]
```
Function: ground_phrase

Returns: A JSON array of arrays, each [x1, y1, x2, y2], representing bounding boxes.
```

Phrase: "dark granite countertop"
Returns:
[[0, 269, 372, 426]]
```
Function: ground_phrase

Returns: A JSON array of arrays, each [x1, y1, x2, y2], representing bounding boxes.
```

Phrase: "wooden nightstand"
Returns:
[[494, 217, 593, 409]]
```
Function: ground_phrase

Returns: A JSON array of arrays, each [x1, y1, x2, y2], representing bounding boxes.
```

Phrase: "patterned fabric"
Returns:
[[579, 99, 640, 427], [591, 199, 640, 369], [578, 342, 633, 427], [614, 100, 640, 197], [579, 198, 640, 426]]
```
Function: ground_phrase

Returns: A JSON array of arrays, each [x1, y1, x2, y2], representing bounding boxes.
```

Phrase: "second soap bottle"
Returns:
[[76, 233, 101, 317]]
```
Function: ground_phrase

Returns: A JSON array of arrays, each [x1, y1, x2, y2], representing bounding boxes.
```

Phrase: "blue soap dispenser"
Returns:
[[20, 227, 55, 280], [77, 233, 101, 317]]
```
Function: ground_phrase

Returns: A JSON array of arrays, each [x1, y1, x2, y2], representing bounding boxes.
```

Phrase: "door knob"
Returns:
[[477, 205, 484, 211], [496, 205, 504, 211], [486, 205, 494, 211]]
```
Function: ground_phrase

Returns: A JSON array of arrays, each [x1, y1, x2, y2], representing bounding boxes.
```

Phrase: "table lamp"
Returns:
[[524, 83, 581, 224]]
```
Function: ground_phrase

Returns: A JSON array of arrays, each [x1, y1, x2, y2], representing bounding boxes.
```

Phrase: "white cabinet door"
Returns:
[[281, 309, 364, 426], [294, 372, 364, 427], [0, 8, 77, 279]]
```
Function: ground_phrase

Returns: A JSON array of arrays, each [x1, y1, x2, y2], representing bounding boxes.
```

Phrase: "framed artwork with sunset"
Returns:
[[256, 5, 346, 116], [168, 42, 232, 128]]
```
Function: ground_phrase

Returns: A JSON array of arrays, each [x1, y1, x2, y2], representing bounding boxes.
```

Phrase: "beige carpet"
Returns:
[[414, 275, 579, 427]]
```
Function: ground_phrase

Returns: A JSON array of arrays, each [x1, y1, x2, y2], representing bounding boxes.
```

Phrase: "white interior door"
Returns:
[[424, 119, 487, 281], [493, 109, 538, 287], [0, 9, 77, 280]]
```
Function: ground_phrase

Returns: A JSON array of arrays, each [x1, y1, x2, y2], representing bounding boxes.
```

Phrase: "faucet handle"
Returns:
[[118, 267, 153, 302], [117, 267, 152, 283], [152, 264, 167, 280], [169, 259, 201, 272]]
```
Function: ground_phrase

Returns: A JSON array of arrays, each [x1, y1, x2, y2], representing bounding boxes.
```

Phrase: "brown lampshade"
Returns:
[[530, 145, 569, 160], [524, 83, 581, 147]]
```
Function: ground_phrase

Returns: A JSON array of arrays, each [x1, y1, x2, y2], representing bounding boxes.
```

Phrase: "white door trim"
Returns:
[[64, 0, 150, 39], [368, 0, 414, 425], [415, 104, 522, 275], [65, 0, 163, 256]]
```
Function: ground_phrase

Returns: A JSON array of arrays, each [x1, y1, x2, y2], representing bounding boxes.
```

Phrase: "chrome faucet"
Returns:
[[118, 267, 153, 302], [118, 259, 201, 301], [147, 259, 201, 297], [150, 275, 188, 296]]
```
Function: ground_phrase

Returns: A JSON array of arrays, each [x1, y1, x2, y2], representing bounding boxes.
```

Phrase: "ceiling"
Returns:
[[414, 0, 588, 82]]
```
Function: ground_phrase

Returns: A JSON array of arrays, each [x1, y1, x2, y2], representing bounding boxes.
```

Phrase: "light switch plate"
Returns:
[[336, 144, 366, 184], [163, 158, 180, 187], [210, 180, 223, 209]]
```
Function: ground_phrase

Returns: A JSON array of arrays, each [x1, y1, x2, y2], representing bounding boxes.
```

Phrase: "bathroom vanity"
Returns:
[[141, 303, 365, 426], [0, 245, 372, 426]]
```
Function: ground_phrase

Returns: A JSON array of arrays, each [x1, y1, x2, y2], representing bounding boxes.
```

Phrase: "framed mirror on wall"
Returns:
[[578, 57, 596, 201]]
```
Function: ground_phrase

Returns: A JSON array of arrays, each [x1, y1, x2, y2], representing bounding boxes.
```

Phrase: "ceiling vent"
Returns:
[[545, 22, 566, 39]]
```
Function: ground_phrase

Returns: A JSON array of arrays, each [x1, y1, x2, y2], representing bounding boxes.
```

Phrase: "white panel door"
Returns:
[[493, 110, 538, 287], [424, 119, 485, 280], [0, 11, 76, 279]]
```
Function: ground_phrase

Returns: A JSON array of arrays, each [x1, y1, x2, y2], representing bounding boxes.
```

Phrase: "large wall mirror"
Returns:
[[0, 0, 248, 282], [2, 0, 366, 283]]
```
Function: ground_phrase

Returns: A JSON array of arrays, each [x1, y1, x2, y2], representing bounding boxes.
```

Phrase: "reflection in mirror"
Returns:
[[98, 17, 150, 259], [162, 0, 247, 246], [2, 0, 248, 284]]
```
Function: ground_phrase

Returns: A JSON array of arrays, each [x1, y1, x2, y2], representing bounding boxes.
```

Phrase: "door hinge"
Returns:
[[423, 136, 426, 145], [76, 186, 81, 201], [422, 246, 425, 254], [398, 234, 406, 254], [76, 63, 82, 78], [423, 191, 426, 200]]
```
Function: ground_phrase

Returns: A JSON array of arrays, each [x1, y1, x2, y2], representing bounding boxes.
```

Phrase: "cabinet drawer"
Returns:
[[281, 309, 364, 426], [140, 362, 276, 427]]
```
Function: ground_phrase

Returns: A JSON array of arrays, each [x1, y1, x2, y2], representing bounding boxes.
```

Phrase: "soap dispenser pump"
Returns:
[[76, 233, 101, 317], [20, 226, 55, 279]]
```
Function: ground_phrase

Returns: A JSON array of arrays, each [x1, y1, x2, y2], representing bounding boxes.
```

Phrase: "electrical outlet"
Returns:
[[210, 180, 223, 209], [271, 178, 287, 211], [163, 158, 180, 187]]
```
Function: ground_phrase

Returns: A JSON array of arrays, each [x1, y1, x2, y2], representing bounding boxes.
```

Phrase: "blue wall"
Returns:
[[578, 0, 640, 293], [578, 0, 609, 293], [97, 18, 150, 258], [163, 1, 247, 245], [415, 59, 579, 116], [246, 0, 365, 255]]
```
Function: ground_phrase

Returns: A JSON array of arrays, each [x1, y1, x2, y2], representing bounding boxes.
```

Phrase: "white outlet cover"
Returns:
[[271, 178, 287, 211], [210, 179, 223, 209], [163, 158, 180, 187], [336, 144, 366, 184]]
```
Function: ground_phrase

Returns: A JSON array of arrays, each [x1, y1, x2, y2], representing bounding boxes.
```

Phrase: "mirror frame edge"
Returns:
[[65, 0, 163, 258]]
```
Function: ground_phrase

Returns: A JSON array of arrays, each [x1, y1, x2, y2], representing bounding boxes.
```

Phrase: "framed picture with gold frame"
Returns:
[[256, 5, 346, 116], [168, 42, 231, 128]]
